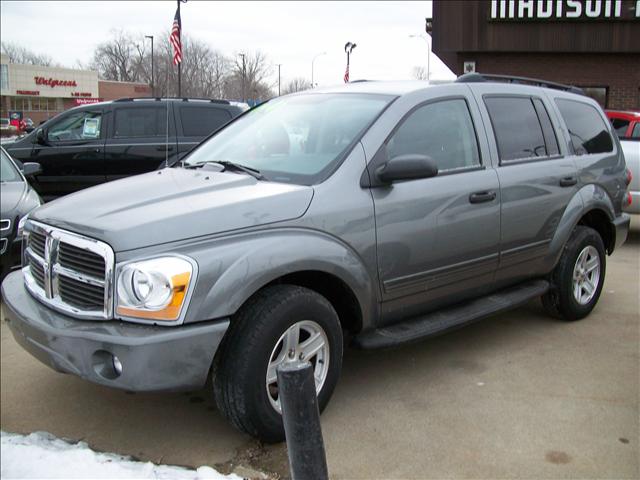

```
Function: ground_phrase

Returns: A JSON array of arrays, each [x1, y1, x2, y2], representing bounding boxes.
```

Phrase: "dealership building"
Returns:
[[0, 53, 151, 124], [432, 0, 640, 109]]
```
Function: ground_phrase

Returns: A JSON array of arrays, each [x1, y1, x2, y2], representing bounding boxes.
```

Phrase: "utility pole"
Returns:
[[311, 52, 326, 88], [239, 53, 246, 102], [276, 64, 282, 96], [145, 35, 154, 96]]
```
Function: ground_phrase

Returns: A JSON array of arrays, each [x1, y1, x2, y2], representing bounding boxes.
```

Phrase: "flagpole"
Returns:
[[177, 0, 182, 97]]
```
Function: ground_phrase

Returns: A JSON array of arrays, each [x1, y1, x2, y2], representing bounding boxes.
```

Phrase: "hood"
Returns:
[[31, 168, 314, 252], [0, 181, 27, 214]]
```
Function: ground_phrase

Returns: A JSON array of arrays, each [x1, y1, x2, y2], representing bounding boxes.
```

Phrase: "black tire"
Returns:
[[212, 284, 343, 443], [542, 226, 606, 321]]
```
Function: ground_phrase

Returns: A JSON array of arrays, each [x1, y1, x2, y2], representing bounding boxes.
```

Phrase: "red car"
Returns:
[[606, 110, 640, 139]]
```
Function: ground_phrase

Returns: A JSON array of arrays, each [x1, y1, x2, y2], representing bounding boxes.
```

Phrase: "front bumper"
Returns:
[[612, 213, 631, 251], [1, 271, 229, 392]]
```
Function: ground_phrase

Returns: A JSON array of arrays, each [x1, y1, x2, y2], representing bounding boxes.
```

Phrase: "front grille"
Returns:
[[29, 231, 46, 258], [59, 243, 106, 278], [59, 275, 105, 309], [0, 219, 10, 231], [22, 221, 114, 320]]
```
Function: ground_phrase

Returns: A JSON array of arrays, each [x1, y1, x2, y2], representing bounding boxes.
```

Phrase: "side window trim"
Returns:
[[482, 93, 562, 166], [531, 97, 560, 157], [379, 95, 484, 176]]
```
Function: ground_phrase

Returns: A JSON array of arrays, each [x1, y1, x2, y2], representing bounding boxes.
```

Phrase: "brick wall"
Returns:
[[455, 53, 640, 110], [98, 81, 151, 101]]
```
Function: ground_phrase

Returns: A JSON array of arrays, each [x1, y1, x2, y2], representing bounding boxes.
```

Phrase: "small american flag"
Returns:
[[170, 6, 182, 65], [343, 64, 349, 83]]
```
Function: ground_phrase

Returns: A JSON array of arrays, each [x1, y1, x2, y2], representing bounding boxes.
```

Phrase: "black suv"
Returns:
[[4, 98, 247, 201]]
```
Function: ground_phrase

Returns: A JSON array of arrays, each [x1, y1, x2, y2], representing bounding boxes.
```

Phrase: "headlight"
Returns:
[[116, 256, 195, 322], [17, 214, 30, 237]]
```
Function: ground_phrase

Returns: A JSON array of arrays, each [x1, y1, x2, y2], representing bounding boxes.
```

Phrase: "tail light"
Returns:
[[625, 168, 632, 186], [626, 191, 632, 207]]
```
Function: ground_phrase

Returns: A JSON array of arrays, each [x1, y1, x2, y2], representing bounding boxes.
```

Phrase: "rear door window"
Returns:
[[113, 107, 168, 138], [484, 96, 551, 162], [180, 106, 231, 137], [555, 99, 613, 154]]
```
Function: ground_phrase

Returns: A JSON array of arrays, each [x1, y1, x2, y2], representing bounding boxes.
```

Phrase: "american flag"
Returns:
[[343, 63, 349, 83], [170, 6, 182, 65]]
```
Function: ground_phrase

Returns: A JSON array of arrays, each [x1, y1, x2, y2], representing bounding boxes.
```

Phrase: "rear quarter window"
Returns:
[[180, 107, 231, 137], [555, 99, 613, 154]]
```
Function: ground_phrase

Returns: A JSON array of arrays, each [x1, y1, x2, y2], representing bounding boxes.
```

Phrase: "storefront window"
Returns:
[[8, 96, 63, 112], [0, 64, 8, 90]]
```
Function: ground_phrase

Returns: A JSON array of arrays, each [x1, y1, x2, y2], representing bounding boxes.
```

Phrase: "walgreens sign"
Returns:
[[34, 76, 78, 88]]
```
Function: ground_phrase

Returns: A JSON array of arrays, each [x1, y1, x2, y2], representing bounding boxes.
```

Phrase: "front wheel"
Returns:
[[212, 285, 343, 443], [542, 226, 606, 321]]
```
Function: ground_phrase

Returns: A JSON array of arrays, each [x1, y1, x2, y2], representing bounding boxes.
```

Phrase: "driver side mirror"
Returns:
[[35, 128, 48, 145], [375, 154, 438, 185], [22, 162, 42, 177]]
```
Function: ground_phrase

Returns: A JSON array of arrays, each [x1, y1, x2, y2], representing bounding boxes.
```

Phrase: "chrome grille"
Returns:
[[0, 219, 10, 231], [29, 231, 46, 258], [22, 220, 114, 320], [59, 243, 106, 278]]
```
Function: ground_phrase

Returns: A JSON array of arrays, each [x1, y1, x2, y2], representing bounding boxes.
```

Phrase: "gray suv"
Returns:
[[1, 74, 631, 443]]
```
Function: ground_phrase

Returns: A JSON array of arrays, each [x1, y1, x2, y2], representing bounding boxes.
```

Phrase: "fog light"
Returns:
[[112, 355, 123, 376]]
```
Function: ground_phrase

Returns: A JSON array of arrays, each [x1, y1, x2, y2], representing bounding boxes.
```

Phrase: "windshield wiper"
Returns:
[[184, 160, 264, 180]]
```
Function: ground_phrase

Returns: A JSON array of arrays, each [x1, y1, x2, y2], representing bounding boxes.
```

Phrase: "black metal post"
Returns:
[[177, 0, 182, 97], [277, 361, 328, 480]]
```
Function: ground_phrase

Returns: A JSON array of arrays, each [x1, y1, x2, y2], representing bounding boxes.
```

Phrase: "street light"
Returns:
[[311, 52, 326, 88], [344, 42, 356, 83], [145, 35, 154, 96], [238, 53, 246, 102], [409, 34, 430, 81]]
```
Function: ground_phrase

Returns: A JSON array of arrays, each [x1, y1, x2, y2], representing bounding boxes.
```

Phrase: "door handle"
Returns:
[[94, 148, 101, 153], [559, 177, 577, 187], [156, 145, 174, 152], [469, 191, 496, 204]]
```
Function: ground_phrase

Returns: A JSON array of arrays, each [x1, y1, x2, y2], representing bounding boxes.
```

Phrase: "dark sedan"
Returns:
[[0, 147, 42, 282]]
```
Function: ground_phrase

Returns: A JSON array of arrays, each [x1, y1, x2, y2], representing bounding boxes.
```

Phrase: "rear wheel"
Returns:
[[542, 226, 606, 321], [212, 284, 343, 443]]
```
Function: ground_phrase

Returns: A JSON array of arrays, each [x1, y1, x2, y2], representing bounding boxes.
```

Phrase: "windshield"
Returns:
[[184, 93, 393, 184], [1, 149, 22, 183]]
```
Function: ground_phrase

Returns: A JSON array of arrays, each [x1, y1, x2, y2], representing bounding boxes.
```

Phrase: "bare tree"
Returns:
[[89, 29, 146, 82], [281, 77, 311, 95], [1, 42, 54, 66], [412, 66, 428, 81], [225, 51, 274, 101]]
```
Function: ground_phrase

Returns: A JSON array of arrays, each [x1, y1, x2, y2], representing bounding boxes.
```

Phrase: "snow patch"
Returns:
[[1, 431, 241, 479]]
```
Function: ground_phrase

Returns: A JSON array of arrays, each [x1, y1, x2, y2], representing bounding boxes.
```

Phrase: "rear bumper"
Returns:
[[1, 271, 229, 392], [612, 213, 631, 251]]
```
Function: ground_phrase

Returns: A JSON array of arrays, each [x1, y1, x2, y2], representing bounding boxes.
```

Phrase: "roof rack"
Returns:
[[112, 97, 231, 105], [455, 73, 585, 96]]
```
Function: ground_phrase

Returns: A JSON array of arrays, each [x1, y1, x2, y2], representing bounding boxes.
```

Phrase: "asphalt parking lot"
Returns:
[[1, 217, 638, 479]]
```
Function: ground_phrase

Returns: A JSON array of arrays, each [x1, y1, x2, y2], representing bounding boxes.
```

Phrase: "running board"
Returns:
[[354, 279, 549, 349]]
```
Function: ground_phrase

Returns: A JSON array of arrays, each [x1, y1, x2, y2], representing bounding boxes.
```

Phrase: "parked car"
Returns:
[[3, 98, 248, 201], [606, 110, 640, 139], [620, 139, 639, 214], [0, 118, 18, 137], [0, 147, 42, 282], [1, 74, 630, 443]]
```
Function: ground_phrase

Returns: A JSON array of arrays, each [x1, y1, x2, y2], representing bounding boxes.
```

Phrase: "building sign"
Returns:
[[490, 0, 640, 20], [74, 98, 103, 105], [34, 76, 78, 88], [16, 90, 40, 96], [71, 92, 93, 97]]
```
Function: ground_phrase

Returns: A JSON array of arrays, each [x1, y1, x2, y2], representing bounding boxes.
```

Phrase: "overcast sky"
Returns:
[[0, 0, 454, 89]]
